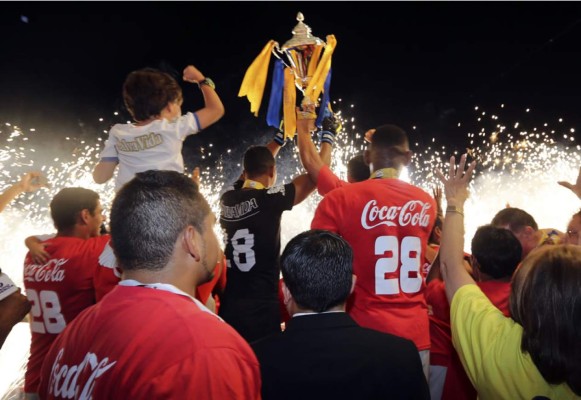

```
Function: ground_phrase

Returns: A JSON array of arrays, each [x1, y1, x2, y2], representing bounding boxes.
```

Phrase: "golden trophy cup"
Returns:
[[239, 12, 337, 139]]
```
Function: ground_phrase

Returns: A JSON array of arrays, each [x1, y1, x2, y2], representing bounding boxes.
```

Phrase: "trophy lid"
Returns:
[[281, 12, 324, 50]]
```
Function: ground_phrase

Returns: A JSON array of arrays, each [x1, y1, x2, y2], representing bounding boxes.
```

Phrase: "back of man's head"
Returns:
[[367, 124, 410, 169], [281, 229, 353, 312], [123, 68, 182, 122], [243, 146, 275, 179], [471, 225, 522, 279], [110, 170, 210, 271], [491, 207, 538, 233], [347, 154, 369, 183], [370, 124, 409, 152], [50, 188, 99, 232]]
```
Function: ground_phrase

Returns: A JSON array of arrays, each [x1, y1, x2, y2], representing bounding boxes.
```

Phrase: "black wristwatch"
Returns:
[[198, 77, 216, 90]]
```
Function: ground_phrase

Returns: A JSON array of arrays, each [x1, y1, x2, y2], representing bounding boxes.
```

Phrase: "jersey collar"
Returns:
[[242, 179, 266, 189], [370, 167, 399, 179]]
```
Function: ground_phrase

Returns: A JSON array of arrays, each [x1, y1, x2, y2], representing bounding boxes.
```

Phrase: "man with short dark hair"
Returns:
[[252, 229, 429, 400], [22, 187, 112, 398], [312, 124, 437, 377], [38, 170, 261, 399], [218, 115, 320, 342], [491, 207, 562, 258]]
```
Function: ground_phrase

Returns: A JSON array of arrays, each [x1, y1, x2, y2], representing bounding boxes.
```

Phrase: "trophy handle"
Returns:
[[272, 43, 292, 70]]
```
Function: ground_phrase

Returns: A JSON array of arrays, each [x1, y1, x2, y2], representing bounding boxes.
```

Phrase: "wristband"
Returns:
[[320, 130, 336, 145], [0, 273, 18, 302], [198, 77, 216, 90], [446, 205, 464, 217], [273, 129, 285, 146]]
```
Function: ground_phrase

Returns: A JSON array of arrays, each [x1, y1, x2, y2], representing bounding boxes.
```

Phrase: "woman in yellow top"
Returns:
[[436, 154, 580, 400]]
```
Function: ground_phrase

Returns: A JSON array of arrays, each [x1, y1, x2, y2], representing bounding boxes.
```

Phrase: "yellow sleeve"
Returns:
[[450, 284, 513, 388]]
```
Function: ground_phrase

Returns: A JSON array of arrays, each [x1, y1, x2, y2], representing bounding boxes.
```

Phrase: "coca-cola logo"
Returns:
[[361, 200, 432, 229], [48, 348, 116, 399], [24, 259, 67, 283]]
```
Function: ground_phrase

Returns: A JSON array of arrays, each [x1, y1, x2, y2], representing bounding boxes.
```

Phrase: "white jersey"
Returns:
[[99, 112, 201, 190]]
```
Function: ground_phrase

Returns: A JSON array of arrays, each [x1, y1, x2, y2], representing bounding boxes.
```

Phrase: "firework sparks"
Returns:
[[0, 102, 579, 396]]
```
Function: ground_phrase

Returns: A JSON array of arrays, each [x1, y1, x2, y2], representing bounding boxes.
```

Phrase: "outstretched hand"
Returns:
[[19, 171, 47, 192], [558, 167, 581, 199], [435, 154, 477, 207], [322, 114, 342, 136], [432, 186, 443, 215]]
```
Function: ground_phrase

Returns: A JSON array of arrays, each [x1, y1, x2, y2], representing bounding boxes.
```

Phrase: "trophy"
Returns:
[[239, 12, 337, 139]]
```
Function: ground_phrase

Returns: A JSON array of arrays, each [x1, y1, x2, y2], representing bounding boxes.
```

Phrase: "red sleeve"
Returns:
[[317, 165, 347, 196], [311, 191, 342, 233]]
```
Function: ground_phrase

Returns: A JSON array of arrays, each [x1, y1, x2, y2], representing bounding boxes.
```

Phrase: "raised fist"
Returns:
[[322, 115, 341, 135]]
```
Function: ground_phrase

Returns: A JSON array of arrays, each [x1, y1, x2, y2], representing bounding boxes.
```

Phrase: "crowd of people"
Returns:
[[0, 64, 580, 400]]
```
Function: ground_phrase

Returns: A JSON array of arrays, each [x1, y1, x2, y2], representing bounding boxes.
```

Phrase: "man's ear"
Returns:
[[79, 209, 91, 225], [363, 149, 371, 166], [183, 226, 201, 261], [523, 226, 536, 238], [281, 281, 292, 305]]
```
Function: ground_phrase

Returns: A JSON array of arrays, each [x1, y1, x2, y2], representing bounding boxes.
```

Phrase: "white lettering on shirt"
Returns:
[[24, 259, 68, 283], [361, 200, 432, 229], [116, 132, 163, 152], [49, 348, 116, 399]]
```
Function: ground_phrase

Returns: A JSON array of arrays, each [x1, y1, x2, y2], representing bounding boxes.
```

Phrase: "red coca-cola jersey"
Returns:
[[38, 284, 261, 399], [312, 177, 436, 350], [23, 235, 114, 393]]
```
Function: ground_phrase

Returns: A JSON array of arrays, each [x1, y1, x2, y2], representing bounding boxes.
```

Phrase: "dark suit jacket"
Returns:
[[251, 312, 430, 400]]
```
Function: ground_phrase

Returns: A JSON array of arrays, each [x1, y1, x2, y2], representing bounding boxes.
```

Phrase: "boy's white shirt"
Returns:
[[99, 112, 201, 191]]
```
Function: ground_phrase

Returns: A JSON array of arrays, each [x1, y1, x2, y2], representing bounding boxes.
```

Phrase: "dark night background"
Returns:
[[1, 1, 581, 170]]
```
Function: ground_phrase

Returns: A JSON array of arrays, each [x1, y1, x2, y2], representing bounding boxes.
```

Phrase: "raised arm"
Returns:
[[0, 172, 46, 213], [291, 174, 316, 205], [296, 113, 323, 180], [296, 113, 338, 184], [266, 128, 285, 159], [558, 166, 581, 199], [436, 154, 477, 303], [183, 65, 225, 129]]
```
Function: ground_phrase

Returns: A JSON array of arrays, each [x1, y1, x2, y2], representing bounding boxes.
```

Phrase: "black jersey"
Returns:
[[219, 181, 295, 301], [218, 181, 295, 341]]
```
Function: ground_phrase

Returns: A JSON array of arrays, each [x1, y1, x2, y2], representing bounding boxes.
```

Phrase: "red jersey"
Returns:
[[23, 235, 112, 393], [38, 284, 261, 400], [426, 279, 510, 399], [312, 177, 436, 350], [196, 255, 227, 310], [317, 165, 347, 196]]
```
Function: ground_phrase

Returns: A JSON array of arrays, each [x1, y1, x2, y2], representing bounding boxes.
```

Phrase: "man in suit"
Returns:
[[251, 229, 429, 400]]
